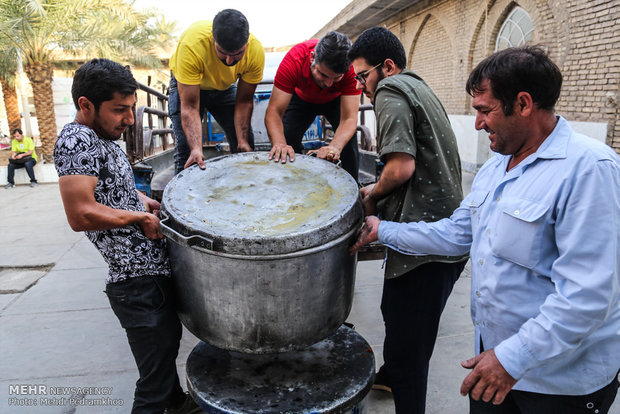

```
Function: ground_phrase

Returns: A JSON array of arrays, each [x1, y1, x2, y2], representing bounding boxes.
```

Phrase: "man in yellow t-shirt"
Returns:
[[169, 9, 265, 173], [5, 128, 38, 189]]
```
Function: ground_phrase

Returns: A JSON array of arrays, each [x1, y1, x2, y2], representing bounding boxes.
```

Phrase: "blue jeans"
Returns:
[[7, 157, 37, 184], [168, 74, 254, 174], [105, 276, 185, 414], [282, 92, 359, 181], [380, 260, 465, 414]]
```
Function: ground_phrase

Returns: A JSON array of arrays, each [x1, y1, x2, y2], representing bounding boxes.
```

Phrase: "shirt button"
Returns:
[[478, 259, 484, 265], [514, 210, 520, 215], [476, 291, 481, 298], [487, 229, 491, 235], [496, 196, 501, 202]]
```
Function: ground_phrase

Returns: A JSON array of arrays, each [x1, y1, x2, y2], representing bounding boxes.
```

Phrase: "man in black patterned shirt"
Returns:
[[54, 59, 201, 414]]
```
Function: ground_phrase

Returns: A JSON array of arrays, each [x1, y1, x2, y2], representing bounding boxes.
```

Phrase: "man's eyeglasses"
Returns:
[[354, 62, 383, 85]]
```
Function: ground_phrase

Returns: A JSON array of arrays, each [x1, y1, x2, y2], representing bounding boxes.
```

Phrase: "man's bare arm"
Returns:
[[178, 81, 205, 169], [265, 86, 295, 163], [234, 79, 258, 153], [58, 175, 163, 239]]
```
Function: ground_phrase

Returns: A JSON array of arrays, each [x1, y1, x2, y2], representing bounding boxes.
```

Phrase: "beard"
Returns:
[[310, 63, 329, 89], [92, 117, 126, 141], [375, 69, 385, 84], [220, 58, 240, 67], [365, 70, 385, 104]]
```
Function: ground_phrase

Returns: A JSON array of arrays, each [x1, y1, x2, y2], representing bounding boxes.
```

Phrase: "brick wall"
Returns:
[[408, 15, 455, 110], [380, 0, 620, 153]]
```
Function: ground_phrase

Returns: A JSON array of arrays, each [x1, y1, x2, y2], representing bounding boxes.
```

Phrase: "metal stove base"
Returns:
[[186, 325, 375, 414]]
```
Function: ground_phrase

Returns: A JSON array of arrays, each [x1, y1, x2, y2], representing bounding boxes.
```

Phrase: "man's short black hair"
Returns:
[[72, 59, 138, 111], [348, 26, 406, 69], [212, 9, 249, 52], [466, 46, 562, 116], [12, 128, 23, 135], [314, 31, 352, 74]]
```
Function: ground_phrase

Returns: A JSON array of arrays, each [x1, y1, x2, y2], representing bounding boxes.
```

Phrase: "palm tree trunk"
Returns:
[[24, 62, 57, 162], [1, 78, 21, 134]]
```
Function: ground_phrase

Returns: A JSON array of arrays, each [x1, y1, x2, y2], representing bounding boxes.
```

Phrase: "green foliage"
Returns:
[[0, 0, 177, 68], [0, 45, 17, 87]]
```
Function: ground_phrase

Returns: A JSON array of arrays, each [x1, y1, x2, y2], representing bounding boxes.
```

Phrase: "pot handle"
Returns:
[[159, 211, 214, 250]]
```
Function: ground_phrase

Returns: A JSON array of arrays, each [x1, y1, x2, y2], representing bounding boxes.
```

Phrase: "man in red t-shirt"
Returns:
[[266, 31, 362, 180]]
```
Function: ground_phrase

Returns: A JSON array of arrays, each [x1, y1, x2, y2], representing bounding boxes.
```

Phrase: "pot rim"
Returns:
[[162, 217, 362, 260], [160, 153, 362, 255]]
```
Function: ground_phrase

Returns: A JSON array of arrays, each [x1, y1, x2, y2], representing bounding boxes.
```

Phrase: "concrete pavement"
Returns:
[[1, 177, 618, 413]]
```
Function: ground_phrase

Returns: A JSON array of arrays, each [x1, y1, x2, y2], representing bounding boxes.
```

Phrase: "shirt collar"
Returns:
[[533, 115, 569, 161]]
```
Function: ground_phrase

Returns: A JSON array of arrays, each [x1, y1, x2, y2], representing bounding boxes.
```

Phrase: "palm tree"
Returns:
[[0, 46, 21, 134], [0, 0, 175, 162]]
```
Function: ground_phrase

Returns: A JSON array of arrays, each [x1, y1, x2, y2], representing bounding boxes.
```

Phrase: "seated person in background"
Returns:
[[266, 31, 362, 181], [5, 128, 38, 189]]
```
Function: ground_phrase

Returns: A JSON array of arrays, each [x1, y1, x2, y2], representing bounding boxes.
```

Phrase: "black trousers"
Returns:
[[7, 156, 37, 184], [381, 260, 465, 414], [105, 276, 186, 414], [469, 373, 619, 414], [282, 92, 359, 181]]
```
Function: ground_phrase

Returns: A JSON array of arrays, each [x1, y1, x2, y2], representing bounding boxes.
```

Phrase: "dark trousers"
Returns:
[[282, 92, 359, 181], [381, 260, 465, 414], [105, 276, 185, 414], [469, 373, 619, 414], [7, 157, 37, 184], [169, 74, 254, 174]]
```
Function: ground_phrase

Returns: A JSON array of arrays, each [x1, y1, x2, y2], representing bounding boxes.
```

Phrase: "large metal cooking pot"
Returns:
[[159, 152, 362, 353]]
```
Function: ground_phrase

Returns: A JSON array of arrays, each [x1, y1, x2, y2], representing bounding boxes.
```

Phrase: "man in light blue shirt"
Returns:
[[350, 46, 620, 413]]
